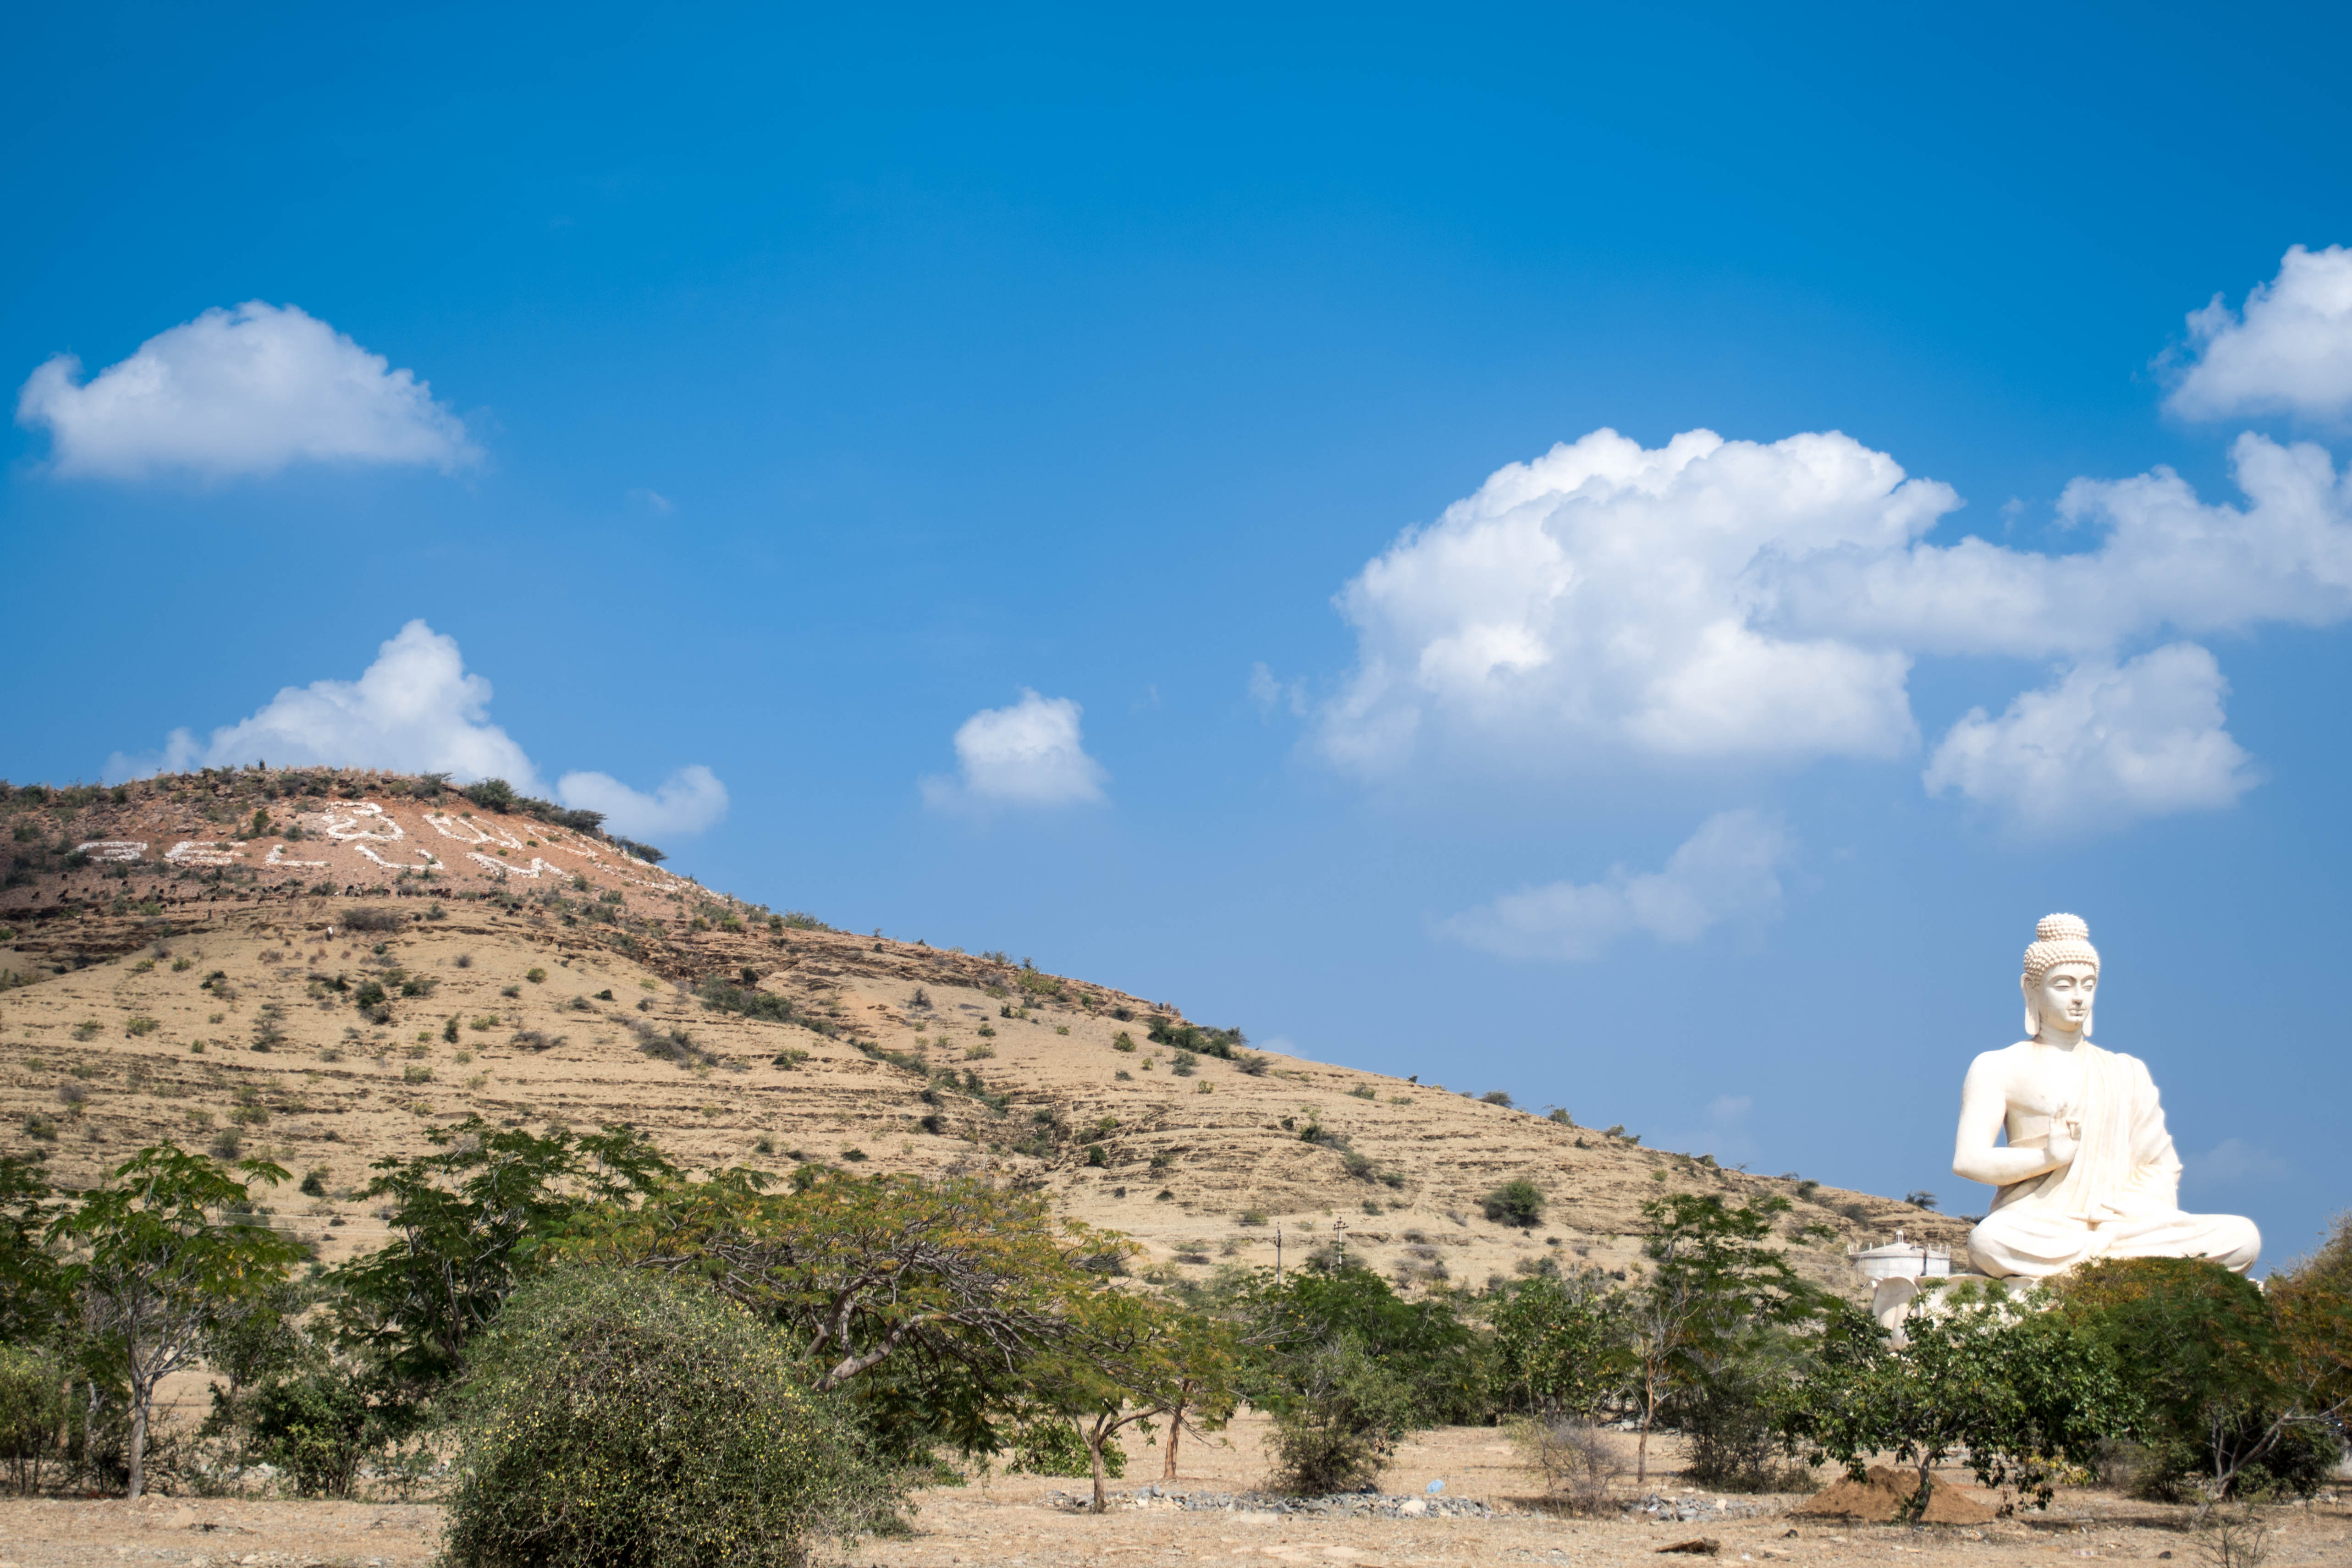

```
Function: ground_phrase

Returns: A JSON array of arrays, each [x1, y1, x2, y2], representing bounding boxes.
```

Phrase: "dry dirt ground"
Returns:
[[0, 1420, 2345, 1568]]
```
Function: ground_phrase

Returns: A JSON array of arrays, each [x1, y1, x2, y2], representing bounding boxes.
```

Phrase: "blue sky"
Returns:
[[7, 3, 2350, 1266]]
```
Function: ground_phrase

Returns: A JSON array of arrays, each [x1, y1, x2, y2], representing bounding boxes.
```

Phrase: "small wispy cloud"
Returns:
[[1248, 661, 1307, 718], [1650, 1094, 1758, 1166], [2182, 1136, 2290, 1193], [1438, 809, 1791, 962]]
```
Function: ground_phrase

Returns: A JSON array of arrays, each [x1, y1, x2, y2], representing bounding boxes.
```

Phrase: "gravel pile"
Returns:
[[1046, 1484, 1498, 1518], [1625, 1491, 1775, 1524]]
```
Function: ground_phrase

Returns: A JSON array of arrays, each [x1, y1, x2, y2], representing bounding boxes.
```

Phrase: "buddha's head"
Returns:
[[2022, 912, 2099, 1040]]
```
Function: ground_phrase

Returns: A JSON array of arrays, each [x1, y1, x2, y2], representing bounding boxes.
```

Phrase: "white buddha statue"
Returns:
[[1952, 913, 2259, 1279]]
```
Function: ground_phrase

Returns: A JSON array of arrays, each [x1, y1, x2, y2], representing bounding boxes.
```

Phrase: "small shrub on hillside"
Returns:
[[444, 1269, 896, 1568], [1146, 1015, 1248, 1060], [694, 977, 796, 1024], [1110, 1032, 1136, 1052], [1480, 1090, 1514, 1108], [461, 778, 517, 811], [1482, 1179, 1547, 1229]]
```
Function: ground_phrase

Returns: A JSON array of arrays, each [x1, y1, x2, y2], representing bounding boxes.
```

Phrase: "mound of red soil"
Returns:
[[1789, 1465, 1994, 1524]]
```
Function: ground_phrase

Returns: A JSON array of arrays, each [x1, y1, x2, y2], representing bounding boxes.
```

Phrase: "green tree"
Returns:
[[0, 1342, 64, 1494], [1263, 1331, 1419, 1494], [1029, 1292, 1239, 1512], [48, 1143, 306, 1497], [1241, 1263, 1485, 1425], [1626, 1193, 1817, 1484], [197, 1276, 322, 1468], [2270, 1213, 2352, 1482], [2057, 1255, 2348, 1506], [443, 1267, 896, 1568], [557, 1165, 1134, 1461], [248, 1364, 423, 1498], [0, 1155, 63, 1347], [1790, 1287, 2136, 1512], [329, 1118, 673, 1386], [1487, 1269, 1631, 1418]]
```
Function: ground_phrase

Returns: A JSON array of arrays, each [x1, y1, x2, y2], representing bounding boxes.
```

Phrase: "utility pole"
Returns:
[[1275, 1226, 1283, 1281]]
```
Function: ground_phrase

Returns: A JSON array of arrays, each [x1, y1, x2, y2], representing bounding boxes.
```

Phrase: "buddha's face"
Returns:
[[2031, 961, 2098, 1034]]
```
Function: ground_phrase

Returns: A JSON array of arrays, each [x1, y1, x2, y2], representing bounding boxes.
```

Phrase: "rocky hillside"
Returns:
[[0, 767, 1966, 1292]]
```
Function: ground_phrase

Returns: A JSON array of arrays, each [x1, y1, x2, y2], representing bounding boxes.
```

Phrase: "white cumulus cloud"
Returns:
[[922, 690, 1108, 811], [103, 620, 727, 840], [1438, 809, 1790, 961], [1766, 432, 2352, 656], [16, 301, 477, 479], [2167, 244, 2352, 424], [109, 621, 540, 787], [1922, 644, 2257, 832], [556, 766, 730, 841], [1319, 419, 2352, 831], [1320, 428, 1947, 776]]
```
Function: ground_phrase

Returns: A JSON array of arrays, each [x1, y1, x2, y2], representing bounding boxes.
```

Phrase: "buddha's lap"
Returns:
[[1968, 1204, 2259, 1272]]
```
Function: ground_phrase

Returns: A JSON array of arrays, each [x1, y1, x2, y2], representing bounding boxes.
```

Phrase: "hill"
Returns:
[[0, 766, 1966, 1291]]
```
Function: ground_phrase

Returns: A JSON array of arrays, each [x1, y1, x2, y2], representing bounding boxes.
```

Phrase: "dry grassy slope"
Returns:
[[0, 769, 1968, 1295]]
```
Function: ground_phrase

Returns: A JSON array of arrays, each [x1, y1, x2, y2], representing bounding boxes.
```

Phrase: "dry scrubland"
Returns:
[[4, 768, 2176, 1568], [0, 1423, 2347, 1568], [0, 770, 1958, 1292]]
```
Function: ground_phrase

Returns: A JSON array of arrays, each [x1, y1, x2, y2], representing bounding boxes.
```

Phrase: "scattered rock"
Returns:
[[1657, 1540, 1721, 1556]]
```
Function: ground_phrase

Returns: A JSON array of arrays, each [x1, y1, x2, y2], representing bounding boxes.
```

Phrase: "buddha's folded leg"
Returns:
[[1967, 1207, 2099, 1277], [2094, 1210, 2261, 1273]]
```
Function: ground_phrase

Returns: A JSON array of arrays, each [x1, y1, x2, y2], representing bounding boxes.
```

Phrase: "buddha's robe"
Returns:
[[1967, 1041, 2259, 1278]]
